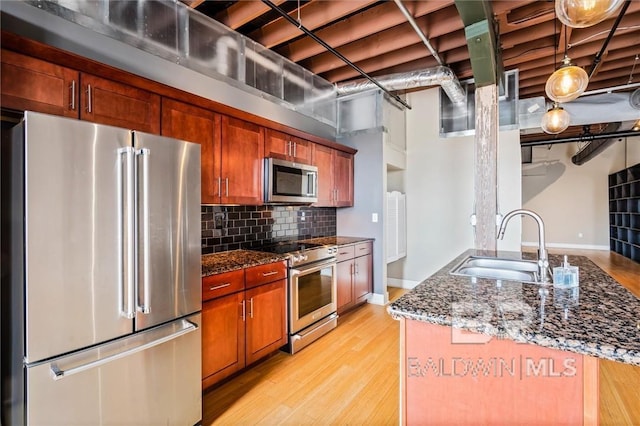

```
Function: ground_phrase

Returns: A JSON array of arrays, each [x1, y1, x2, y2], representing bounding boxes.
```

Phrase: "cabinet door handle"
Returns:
[[355, 264, 359, 274], [249, 298, 254, 319], [86, 84, 92, 113], [287, 140, 292, 157], [359, 247, 368, 251], [293, 142, 297, 158], [69, 80, 76, 111], [241, 300, 246, 322], [225, 177, 229, 197], [350, 263, 354, 275], [262, 271, 278, 277], [209, 282, 230, 291], [217, 177, 222, 198]]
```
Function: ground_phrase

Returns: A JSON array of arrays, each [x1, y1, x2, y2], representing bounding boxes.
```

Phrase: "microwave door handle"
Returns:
[[308, 172, 316, 197]]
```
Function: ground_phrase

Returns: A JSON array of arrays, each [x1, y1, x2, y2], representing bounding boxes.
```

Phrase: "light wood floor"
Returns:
[[203, 252, 639, 425]]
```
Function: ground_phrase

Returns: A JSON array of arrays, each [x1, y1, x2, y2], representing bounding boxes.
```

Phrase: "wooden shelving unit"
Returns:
[[609, 163, 640, 263]]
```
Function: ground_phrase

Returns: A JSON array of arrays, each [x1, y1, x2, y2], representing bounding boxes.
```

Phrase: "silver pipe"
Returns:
[[336, 67, 466, 105], [393, 0, 444, 66], [581, 82, 640, 97]]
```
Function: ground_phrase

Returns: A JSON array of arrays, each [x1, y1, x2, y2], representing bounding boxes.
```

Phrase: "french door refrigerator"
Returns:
[[1, 111, 202, 425]]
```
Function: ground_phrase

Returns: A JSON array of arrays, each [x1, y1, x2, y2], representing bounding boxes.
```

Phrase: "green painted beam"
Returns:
[[455, 0, 503, 88]]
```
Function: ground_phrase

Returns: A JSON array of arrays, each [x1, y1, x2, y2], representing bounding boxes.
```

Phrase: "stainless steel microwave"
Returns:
[[264, 158, 318, 204]]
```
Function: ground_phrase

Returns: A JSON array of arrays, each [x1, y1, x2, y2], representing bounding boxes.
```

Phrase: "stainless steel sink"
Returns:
[[462, 257, 539, 273], [450, 255, 542, 283]]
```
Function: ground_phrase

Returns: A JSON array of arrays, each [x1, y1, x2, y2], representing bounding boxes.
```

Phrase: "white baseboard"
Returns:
[[368, 292, 387, 306], [522, 241, 610, 251], [387, 277, 420, 290]]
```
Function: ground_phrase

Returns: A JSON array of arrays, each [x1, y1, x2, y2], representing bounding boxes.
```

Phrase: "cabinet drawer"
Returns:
[[355, 242, 372, 257], [245, 261, 287, 289], [336, 245, 355, 262], [202, 269, 244, 302]]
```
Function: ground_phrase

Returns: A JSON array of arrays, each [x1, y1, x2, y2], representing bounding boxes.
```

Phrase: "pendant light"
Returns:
[[545, 24, 589, 103], [556, 0, 625, 28], [541, 103, 570, 134]]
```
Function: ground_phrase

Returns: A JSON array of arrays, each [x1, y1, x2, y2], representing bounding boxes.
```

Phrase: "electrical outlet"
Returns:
[[372, 213, 378, 223], [214, 212, 226, 229], [301, 211, 306, 221]]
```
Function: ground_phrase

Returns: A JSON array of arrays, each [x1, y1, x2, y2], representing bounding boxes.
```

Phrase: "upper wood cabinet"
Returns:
[[221, 116, 264, 205], [161, 98, 221, 204], [1, 40, 356, 208], [80, 73, 160, 134], [0, 50, 160, 134], [333, 150, 354, 207], [265, 129, 312, 164], [312, 144, 354, 207], [161, 102, 263, 205], [1, 49, 79, 118]]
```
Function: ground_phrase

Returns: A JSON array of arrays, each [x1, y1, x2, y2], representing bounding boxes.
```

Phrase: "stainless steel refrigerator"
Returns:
[[1, 111, 202, 425]]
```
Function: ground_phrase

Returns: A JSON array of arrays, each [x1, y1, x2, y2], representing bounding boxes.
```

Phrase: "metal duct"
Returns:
[[561, 92, 640, 125], [571, 123, 621, 165], [336, 66, 466, 105]]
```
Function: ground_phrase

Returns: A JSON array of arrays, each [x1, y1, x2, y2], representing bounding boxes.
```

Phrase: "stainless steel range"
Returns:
[[257, 241, 338, 353]]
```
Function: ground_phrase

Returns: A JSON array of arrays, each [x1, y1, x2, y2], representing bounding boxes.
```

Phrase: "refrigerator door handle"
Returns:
[[118, 147, 136, 319], [137, 148, 151, 314], [49, 319, 198, 381]]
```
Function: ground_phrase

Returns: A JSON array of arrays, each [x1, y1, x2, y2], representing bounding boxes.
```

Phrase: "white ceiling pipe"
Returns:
[[393, 0, 444, 67]]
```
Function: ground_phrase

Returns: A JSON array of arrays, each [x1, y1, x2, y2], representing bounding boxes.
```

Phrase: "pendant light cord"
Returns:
[[563, 23, 568, 60]]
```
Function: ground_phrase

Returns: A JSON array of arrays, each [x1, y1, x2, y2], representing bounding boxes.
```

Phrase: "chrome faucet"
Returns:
[[497, 209, 551, 283]]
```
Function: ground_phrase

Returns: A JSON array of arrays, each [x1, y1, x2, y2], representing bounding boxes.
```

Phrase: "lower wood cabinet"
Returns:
[[202, 292, 245, 387], [201, 261, 287, 390], [245, 281, 287, 365], [336, 241, 372, 314]]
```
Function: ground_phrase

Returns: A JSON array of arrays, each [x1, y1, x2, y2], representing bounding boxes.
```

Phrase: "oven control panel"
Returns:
[[289, 245, 337, 267]]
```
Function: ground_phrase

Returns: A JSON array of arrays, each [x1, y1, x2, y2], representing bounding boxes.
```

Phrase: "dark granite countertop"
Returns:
[[300, 236, 374, 246], [388, 249, 640, 366], [202, 250, 288, 277]]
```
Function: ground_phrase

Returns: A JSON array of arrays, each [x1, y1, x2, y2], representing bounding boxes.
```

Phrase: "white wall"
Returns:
[[387, 88, 522, 284], [337, 131, 387, 300], [522, 135, 640, 249]]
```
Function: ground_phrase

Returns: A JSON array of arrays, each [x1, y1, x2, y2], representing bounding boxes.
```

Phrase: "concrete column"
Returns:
[[474, 84, 498, 252]]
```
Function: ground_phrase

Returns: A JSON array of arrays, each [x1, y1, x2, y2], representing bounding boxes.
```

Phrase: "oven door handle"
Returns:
[[290, 258, 337, 275]]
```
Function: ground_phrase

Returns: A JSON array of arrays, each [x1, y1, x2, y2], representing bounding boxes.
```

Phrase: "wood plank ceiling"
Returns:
[[188, 1, 640, 141]]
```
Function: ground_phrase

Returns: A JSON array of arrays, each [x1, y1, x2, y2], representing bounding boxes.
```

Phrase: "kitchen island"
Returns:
[[388, 250, 640, 425]]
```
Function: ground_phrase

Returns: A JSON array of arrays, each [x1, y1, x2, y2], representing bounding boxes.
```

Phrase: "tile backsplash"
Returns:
[[201, 205, 336, 254]]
